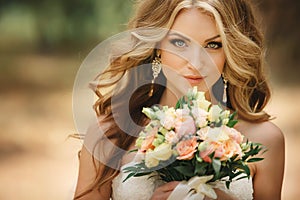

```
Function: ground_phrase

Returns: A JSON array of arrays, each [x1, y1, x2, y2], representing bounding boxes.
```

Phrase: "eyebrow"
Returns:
[[205, 35, 221, 42], [168, 32, 191, 42], [168, 32, 221, 43]]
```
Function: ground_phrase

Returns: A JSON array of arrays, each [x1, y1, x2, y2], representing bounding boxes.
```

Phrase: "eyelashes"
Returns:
[[205, 41, 222, 49], [169, 38, 222, 50], [169, 39, 188, 48]]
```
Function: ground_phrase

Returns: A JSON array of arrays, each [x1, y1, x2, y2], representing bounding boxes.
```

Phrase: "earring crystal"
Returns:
[[222, 74, 228, 103], [149, 51, 162, 97]]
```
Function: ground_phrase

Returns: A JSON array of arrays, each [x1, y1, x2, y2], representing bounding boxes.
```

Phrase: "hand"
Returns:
[[150, 181, 180, 200]]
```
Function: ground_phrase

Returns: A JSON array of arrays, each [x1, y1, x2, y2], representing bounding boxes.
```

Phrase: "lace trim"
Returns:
[[111, 162, 253, 200]]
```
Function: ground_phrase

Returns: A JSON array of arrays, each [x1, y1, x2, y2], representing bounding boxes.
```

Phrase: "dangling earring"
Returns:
[[222, 74, 228, 103], [149, 50, 162, 97]]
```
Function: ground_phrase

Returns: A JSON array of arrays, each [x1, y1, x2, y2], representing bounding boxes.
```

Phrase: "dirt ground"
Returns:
[[0, 85, 299, 200]]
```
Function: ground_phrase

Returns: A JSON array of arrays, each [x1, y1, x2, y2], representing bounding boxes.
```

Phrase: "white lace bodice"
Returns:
[[111, 162, 164, 200], [111, 162, 253, 200]]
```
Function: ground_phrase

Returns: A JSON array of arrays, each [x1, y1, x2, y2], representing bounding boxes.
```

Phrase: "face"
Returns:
[[160, 8, 226, 93]]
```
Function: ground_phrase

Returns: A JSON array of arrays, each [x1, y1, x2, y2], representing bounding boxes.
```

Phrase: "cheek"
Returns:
[[161, 51, 187, 72], [210, 52, 226, 72]]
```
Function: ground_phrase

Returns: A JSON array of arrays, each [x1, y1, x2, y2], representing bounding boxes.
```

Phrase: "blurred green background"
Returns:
[[0, 0, 299, 199]]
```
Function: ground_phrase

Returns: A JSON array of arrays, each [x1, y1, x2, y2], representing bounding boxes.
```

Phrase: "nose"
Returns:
[[187, 46, 206, 72]]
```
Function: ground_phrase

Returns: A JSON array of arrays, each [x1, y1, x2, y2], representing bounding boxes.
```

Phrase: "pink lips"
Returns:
[[183, 75, 205, 84]]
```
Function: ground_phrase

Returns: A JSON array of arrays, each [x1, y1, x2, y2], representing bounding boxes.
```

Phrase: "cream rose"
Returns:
[[144, 142, 173, 168], [145, 150, 159, 168]]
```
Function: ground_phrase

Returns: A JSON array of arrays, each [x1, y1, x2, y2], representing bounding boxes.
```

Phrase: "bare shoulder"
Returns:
[[237, 120, 285, 198], [74, 117, 114, 200], [237, 121, 285, 198], [237, 120, 285, 147]]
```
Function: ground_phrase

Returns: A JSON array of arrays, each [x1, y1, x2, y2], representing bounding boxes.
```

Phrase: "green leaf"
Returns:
[[194, 162, 207, 175], [212, 158, 221, 176], [122, 166, 139, 172], [175, 97, 185, 109], [174, 166, 194, 177], [241, 164, 250, 176], [195, 152, 203, 163], [229, 111, 237, 121], [132, 172, 152, 177], [227, 120, 238, 128], [232, 171, 243, 178], [127, 149, 138, 154], [235, 174, 249, 181], [247, 157, 264, 163], [123, 172, 137, 182], [225, 181, 231, 189]]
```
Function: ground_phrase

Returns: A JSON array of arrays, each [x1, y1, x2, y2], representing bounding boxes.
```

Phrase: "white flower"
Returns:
[[208, 105, 223, 123], [220, 110, 230, 119], [160, 107, 176, 130], [220, 110, 230, 125], [187, 86, 199, 99], [155, 109, 165, 121], [187, 87, 211, 111], [191, 107, 208, 128], [165, 130, 180, 143], [206, 126, 229, 142], [196, 98, 211, 112], [142, 107, 156, 119], [222, 118, 229, 125], [197, 126, 210, 140]]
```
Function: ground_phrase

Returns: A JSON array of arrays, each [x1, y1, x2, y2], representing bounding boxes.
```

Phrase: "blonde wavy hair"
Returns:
[[75, 0, 271, 198]]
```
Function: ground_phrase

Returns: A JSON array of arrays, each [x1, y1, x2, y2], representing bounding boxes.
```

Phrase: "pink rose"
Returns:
[[140, 134, 155, 152], [199, 142, 214, 163], [222, 140, 243, 160], [176, 137, 198, 160], [214, 142, 226, 159], [174, 109, 196, 137], [199, 139, 243, 162], [212, 140, 243, 161], [226, 126, 244, 144], [140, 127, 158, 152]]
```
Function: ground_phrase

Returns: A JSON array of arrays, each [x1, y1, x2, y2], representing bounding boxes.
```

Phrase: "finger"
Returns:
[[159, 181, 180, 192]]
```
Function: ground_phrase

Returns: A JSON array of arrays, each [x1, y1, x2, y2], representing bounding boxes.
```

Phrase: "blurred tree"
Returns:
[[0, 0, 299, 83], [256, 0, 300, 84], [0, 0, 133, 52]]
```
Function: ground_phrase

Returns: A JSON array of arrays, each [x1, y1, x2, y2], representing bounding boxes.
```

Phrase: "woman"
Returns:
[[74, 0, 285, 199]]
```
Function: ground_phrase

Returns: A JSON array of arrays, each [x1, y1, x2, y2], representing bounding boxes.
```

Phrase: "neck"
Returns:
[[159, 87, 178, 107]]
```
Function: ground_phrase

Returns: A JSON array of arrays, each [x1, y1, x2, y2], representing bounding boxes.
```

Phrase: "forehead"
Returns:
[[170, 8, 219, 41]]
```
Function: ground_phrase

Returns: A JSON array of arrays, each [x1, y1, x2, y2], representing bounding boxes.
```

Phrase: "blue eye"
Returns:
[[206, 42, 222, 49], [170, 39, 187, 48]]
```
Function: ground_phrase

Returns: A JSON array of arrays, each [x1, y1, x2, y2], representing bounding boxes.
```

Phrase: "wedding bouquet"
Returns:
[[123, 87, 264, 199]]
